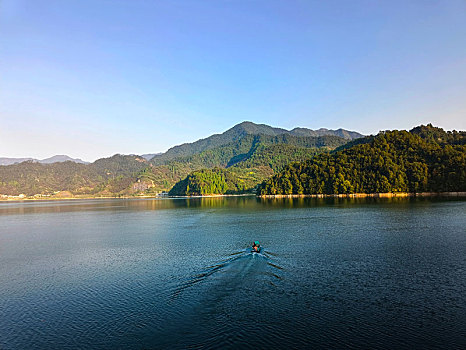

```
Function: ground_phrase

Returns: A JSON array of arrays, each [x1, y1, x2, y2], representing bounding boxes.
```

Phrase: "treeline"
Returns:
[[168, 168, 246, 196], [258, 125, 466, 195]]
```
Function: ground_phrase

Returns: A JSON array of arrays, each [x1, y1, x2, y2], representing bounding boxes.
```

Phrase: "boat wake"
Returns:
[[171, 247, 283, 300], [159, 247, 286, 348]]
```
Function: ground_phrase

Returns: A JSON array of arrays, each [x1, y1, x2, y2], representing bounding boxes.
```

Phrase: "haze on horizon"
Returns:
[[1, 0, 465, 162]]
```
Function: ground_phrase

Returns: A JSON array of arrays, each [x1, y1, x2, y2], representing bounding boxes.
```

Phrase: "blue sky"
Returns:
[[1, 0, 465, 161]]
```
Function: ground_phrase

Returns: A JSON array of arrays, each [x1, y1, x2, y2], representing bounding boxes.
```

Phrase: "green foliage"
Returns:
[[139, 134, 346, 193], [169, 168, 240, 196], [3, 124, 462, 198], [333, 135, 374, 152], [0, 124, 352, 196], [0, 155, 148, 196], [151, 121, 361, 164], [410, 123, 465, 145], [162, 135, 344, 195], [259, 125, 466, 195], [232, 143, 322, 172]]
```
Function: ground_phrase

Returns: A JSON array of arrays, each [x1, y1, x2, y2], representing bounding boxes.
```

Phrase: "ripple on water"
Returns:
[[1, 198, 465, 349]]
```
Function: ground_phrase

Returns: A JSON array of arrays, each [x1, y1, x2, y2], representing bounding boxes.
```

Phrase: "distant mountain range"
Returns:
[[1, 122, 462, 198], [0, 121, 365, 197], [1, 122, 362, 166], [0, 155, 89, 166]]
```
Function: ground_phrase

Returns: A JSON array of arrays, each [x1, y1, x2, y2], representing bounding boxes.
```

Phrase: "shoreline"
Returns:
[[1, 192, 465, 202], [0, 193, 256, 202], [0, 195, 161, 202], [259, 192, 466, 198]]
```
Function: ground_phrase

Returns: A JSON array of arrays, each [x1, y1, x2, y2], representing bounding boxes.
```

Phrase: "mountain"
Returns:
[[258, 124, 466, 195], [150, 121, 363, 164], [39, 155, 89, 164], [142, 133, 350, 194], [0, 122, 363, 197], [167, 140, 335, 197], [141, 153, 161, 161], [3, 123, 462, 198], [228, 122, 364, 140], [0, 155, 88, 165], [0, 154, 149, 196], [0, 157, 34, 166]]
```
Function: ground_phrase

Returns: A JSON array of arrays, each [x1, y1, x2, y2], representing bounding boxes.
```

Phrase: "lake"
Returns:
[[0, 196, 465, 349]]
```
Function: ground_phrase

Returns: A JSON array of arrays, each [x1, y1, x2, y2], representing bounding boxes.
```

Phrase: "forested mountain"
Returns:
[[3, 123, 463, 198], [0, 155, 149, 196], [150, 121, 362, 164], [141, 133, 348, 195], [0, 122, 353, 197], [167, 139, 344, 196], [258, 125, 465, 195], [4, 123, 462, 198]]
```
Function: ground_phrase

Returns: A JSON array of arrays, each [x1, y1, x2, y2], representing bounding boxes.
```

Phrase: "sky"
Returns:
[[1, 0, 465, 161]]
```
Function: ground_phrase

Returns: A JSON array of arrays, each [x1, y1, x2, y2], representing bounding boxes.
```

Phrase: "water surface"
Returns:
[[0, 197, 465, 349]]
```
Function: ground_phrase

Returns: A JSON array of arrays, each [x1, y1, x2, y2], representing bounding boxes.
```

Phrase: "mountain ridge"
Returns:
[[150, 121, 363, 164], [0, 122, 365, 197], [0, 155, 89, 166], [1, 122, 363, 166]]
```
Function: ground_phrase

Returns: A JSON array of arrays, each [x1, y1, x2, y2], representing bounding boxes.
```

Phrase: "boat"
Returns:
[[251, 241, 261, 253]]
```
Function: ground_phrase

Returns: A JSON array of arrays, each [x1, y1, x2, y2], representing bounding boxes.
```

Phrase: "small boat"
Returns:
[[251, 241, 261, 253]]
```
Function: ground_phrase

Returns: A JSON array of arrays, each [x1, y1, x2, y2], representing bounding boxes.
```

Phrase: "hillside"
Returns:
[[258, 124, 466, 195], [142, 133, 349, 194], [151, 121, 363, 164], [0, 155, 149, 196], [168, 168, 244, 196], [0, 122, 361, 197]]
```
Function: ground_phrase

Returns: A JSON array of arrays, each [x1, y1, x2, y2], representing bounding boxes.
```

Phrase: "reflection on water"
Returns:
[[1, 195, 463, 216], [0, 196, 262, 215], [0, 196, 465, 349]]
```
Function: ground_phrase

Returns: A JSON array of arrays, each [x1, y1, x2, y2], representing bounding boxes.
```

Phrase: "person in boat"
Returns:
[[252, 241, 260, 252]]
